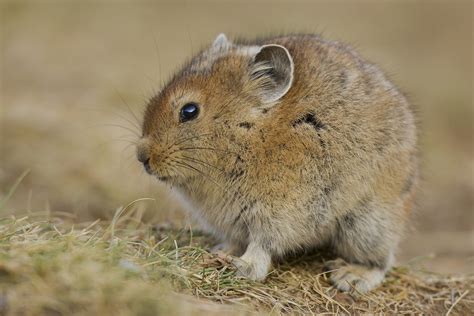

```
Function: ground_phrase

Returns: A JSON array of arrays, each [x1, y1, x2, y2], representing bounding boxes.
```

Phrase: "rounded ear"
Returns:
[[211, 33, 231, 51], [250, 44, 294, 104]]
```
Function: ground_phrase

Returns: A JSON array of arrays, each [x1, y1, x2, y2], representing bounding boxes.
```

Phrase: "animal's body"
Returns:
[[137, 34, 418, 293]]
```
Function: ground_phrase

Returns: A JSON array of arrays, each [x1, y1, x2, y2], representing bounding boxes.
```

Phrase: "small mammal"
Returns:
[[137, 34, 418, 293]]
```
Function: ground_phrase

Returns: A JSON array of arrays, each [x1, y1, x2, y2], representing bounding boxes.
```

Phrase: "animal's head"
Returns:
[[137, 34, 294, 183]]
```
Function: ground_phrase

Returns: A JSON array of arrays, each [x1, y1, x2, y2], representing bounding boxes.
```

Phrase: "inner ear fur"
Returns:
[[250, 44, 294, 104]]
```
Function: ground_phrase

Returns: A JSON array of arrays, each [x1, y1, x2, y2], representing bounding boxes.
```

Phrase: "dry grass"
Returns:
[[1, 197, 472, 315]]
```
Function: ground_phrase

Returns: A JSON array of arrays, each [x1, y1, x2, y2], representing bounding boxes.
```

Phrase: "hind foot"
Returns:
[[325, 258, 385, 294]]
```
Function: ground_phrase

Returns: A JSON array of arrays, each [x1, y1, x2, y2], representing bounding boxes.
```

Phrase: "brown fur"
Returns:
[[137, 34, 418, 293]]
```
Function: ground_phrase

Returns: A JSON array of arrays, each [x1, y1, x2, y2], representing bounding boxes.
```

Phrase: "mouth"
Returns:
[[142, 164, 173, 182], [143, 163, 153, 175]]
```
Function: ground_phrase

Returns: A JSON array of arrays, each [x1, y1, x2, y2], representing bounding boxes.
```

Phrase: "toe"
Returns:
[[353, 279, 371, 294], [231, 257, 253, 278], [324, 258, 347, 271], [332, 271, 360, 292], [327, 262, 385, 294]]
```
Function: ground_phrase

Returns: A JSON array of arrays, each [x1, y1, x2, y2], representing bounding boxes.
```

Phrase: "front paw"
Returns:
[[232, 257, 270, 281], [232, 257, 256, 279], [231, 243, 272, 281]]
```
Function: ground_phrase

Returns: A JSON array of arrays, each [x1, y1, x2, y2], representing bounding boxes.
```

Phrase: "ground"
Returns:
[[0, 204, 472, 315]]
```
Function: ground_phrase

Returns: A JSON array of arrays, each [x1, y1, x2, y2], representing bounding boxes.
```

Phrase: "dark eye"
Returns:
[[179, 102, 200, 122]]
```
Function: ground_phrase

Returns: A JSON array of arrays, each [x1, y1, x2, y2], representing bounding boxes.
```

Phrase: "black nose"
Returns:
[[142, 158, 152, 174], [137, 150, 152, 174]]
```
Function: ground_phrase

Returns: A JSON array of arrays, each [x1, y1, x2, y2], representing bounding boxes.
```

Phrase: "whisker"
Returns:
[[120, 142, 138, 156], [174, 160, 205, 177], [173, 159, 248, 212], [175, 159, 253, 237], [114, 88, 142, 129], [180, 155, 226, 174], [151, 31, 164, 88], [172, 133, 214, 148], [178, 146, 239, 156], [173, 160, 227, 192], [114, 113, 141, 132], [91, 138, 138, 153], [101, 123, 141, 137], [83, 106, 141, 131]]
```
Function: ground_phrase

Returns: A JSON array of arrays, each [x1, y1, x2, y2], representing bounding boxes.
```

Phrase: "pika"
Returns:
[[137, 34, 418, 293]]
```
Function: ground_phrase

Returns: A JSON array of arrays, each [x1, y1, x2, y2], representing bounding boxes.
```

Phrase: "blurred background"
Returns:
[[1, 1, 472, 274]]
